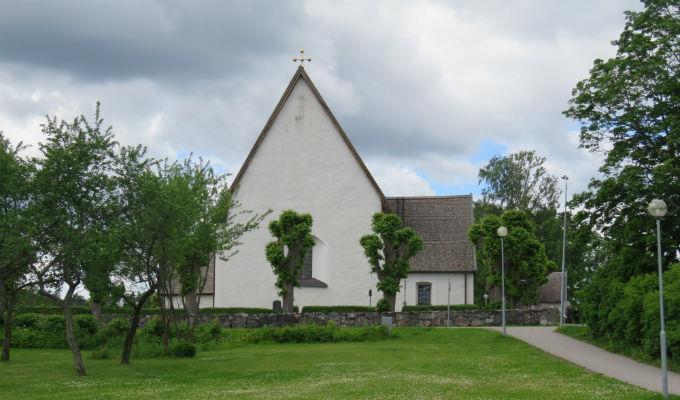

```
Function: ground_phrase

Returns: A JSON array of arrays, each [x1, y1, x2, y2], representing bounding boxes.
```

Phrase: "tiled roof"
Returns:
[[386, 195, 475, 273], [539, 271, 562, 303]]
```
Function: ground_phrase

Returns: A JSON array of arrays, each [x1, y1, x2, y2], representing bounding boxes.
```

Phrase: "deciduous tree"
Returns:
[[34, 104, 119, 375], [564, 0, 679, 280], [265, 210, 314, 313], [360, 213, 423, 312], [478, 150, 560, 213], [0, 134, 39, 361], [468, 210, 552, 306]]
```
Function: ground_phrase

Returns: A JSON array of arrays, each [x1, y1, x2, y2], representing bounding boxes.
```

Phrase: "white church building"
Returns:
[[202, 66, 475, 312]]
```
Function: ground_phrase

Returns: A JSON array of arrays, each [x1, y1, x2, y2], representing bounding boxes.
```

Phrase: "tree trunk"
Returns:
[[184, 290, 198, 338], [63, 286, 86, 376], [1, 301, 13, 361], [90, 301, 103, 323], [384, 292, 397, 312], [161, 315, 171, 354], [121, 289, 155, 365], [282, 282, 294, 313]]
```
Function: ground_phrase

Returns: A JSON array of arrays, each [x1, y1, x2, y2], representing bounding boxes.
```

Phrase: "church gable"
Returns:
[[231, 66, 388, 209]]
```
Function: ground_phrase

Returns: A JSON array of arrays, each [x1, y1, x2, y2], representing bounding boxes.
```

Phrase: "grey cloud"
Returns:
[[0, 0, 304, 81], [0, 0, 642, 198]]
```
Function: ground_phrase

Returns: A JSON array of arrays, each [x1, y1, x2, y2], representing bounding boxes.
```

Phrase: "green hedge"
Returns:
[[401, 304, 481, 312], [11, 306, 285, 316], [13, 306, 159, 315], [579, 263, 680, 364], [246, 322, 390, 344], [300, 306, 375, 313], [7, 314, 99, 349]]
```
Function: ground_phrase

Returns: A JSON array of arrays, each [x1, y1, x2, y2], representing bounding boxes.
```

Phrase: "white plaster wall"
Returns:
[[168, 295, 214, 309], [399, 272, 474, 311], [214, 77, 382, 309]]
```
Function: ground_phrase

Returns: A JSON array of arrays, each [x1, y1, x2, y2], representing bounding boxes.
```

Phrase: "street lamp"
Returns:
[[560, 175, 569, 326], [497, 226, 508, 336], [648, 199, 668, 399]]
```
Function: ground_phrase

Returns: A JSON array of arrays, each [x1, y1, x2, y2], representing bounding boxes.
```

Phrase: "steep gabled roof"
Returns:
[[387, 195, 475, 273], [230, 66, 389, 210]]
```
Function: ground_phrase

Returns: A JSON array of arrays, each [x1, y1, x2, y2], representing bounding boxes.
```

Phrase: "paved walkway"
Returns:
[[491, 326, 680, 395]]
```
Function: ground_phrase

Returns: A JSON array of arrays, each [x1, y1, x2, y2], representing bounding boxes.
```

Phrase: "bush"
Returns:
[[170, 341, 196, 358], [300, 306, 375, 313], [11, 326, 64, 349], [140, 318, 164, 338], [75, 315, 98, 336], [401, 304, 481, 312], [15, 306, 92, 315], [246, 322, 391, 344], [103, 318, 131, 337], [375, 299, 390, 312], [579, 263, 680, 365], [195, 320, 222, 343], [14, 313, 41, 328]]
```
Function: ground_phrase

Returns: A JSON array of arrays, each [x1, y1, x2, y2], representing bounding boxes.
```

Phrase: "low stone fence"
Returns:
[[103, 307, 559, 328]]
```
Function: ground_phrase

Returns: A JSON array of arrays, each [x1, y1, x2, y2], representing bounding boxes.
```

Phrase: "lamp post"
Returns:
[[648, 199, 668, 399], [560, 175, 569, 326], [497, 226, 508, 336]]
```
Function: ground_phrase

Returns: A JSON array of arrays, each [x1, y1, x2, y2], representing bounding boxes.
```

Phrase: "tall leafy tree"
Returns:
[[360, 213, 423, 312], [170, 157, 266, 334], [0, 134, 39, 361], [114, 145, 169, 364], [265, 210, 314, 313], [468, 210, 553, 306], [564, 0, 679, 280], [476, 150, 564, 265], [34, 104, 119, 375], [478, 150, 560, 212]]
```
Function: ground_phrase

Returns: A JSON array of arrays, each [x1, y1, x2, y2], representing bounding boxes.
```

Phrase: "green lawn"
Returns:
[[0, 328, 673, 399]]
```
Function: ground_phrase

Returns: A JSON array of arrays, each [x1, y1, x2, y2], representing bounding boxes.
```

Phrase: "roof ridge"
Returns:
[[229, 66, 389, 210]]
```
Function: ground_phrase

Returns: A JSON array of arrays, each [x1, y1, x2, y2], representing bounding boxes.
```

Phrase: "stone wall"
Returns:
[[104, 307, 559, 328]]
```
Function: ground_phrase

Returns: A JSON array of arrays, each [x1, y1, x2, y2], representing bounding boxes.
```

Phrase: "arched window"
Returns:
[[301, 248, 313, 280], [417, 283, 431, 305], [298, 241, 327, 288]]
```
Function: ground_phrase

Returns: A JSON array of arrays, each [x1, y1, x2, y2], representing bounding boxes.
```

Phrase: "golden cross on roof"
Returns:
[[292, 48, 311, 67]]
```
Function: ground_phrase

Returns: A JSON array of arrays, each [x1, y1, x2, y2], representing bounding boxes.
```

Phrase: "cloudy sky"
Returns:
[[0, 0, 641, 202]]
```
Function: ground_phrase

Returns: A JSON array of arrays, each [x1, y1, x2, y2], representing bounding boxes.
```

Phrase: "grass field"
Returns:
[[0, 328, 674, 399]]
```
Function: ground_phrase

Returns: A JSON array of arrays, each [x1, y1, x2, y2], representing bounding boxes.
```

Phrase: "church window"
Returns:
[[417, 283, 431, 305], [301, 249, 313, 280]]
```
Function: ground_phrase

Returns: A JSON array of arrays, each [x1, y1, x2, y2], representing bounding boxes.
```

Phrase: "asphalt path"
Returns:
[[491, 326, 680, 395]]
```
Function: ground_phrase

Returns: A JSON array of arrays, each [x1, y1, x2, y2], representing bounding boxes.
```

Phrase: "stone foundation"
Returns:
[[103, 307, 559, 328]]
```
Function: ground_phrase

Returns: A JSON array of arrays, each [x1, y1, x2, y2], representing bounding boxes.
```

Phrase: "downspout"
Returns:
[[464, 273, 468, 305]]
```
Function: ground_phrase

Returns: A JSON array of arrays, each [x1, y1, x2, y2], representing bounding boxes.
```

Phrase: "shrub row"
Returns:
[[579, 263, 680, 364], [401, 304, 481, 312], [10, 306, 280, 317], [245, 322, 391, 343], [1, 315, 226, 360], [300, 305, 375, 313], [7, 314, 99, 349]]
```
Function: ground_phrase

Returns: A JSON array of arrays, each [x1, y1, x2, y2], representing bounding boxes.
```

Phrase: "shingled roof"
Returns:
[[386, 195, 475, 273], [538, 271, 562, 303]]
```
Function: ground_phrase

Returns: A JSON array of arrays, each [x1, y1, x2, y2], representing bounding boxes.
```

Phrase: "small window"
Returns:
[[301, 248, 313, 280], [417, 283, 431, 305]]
